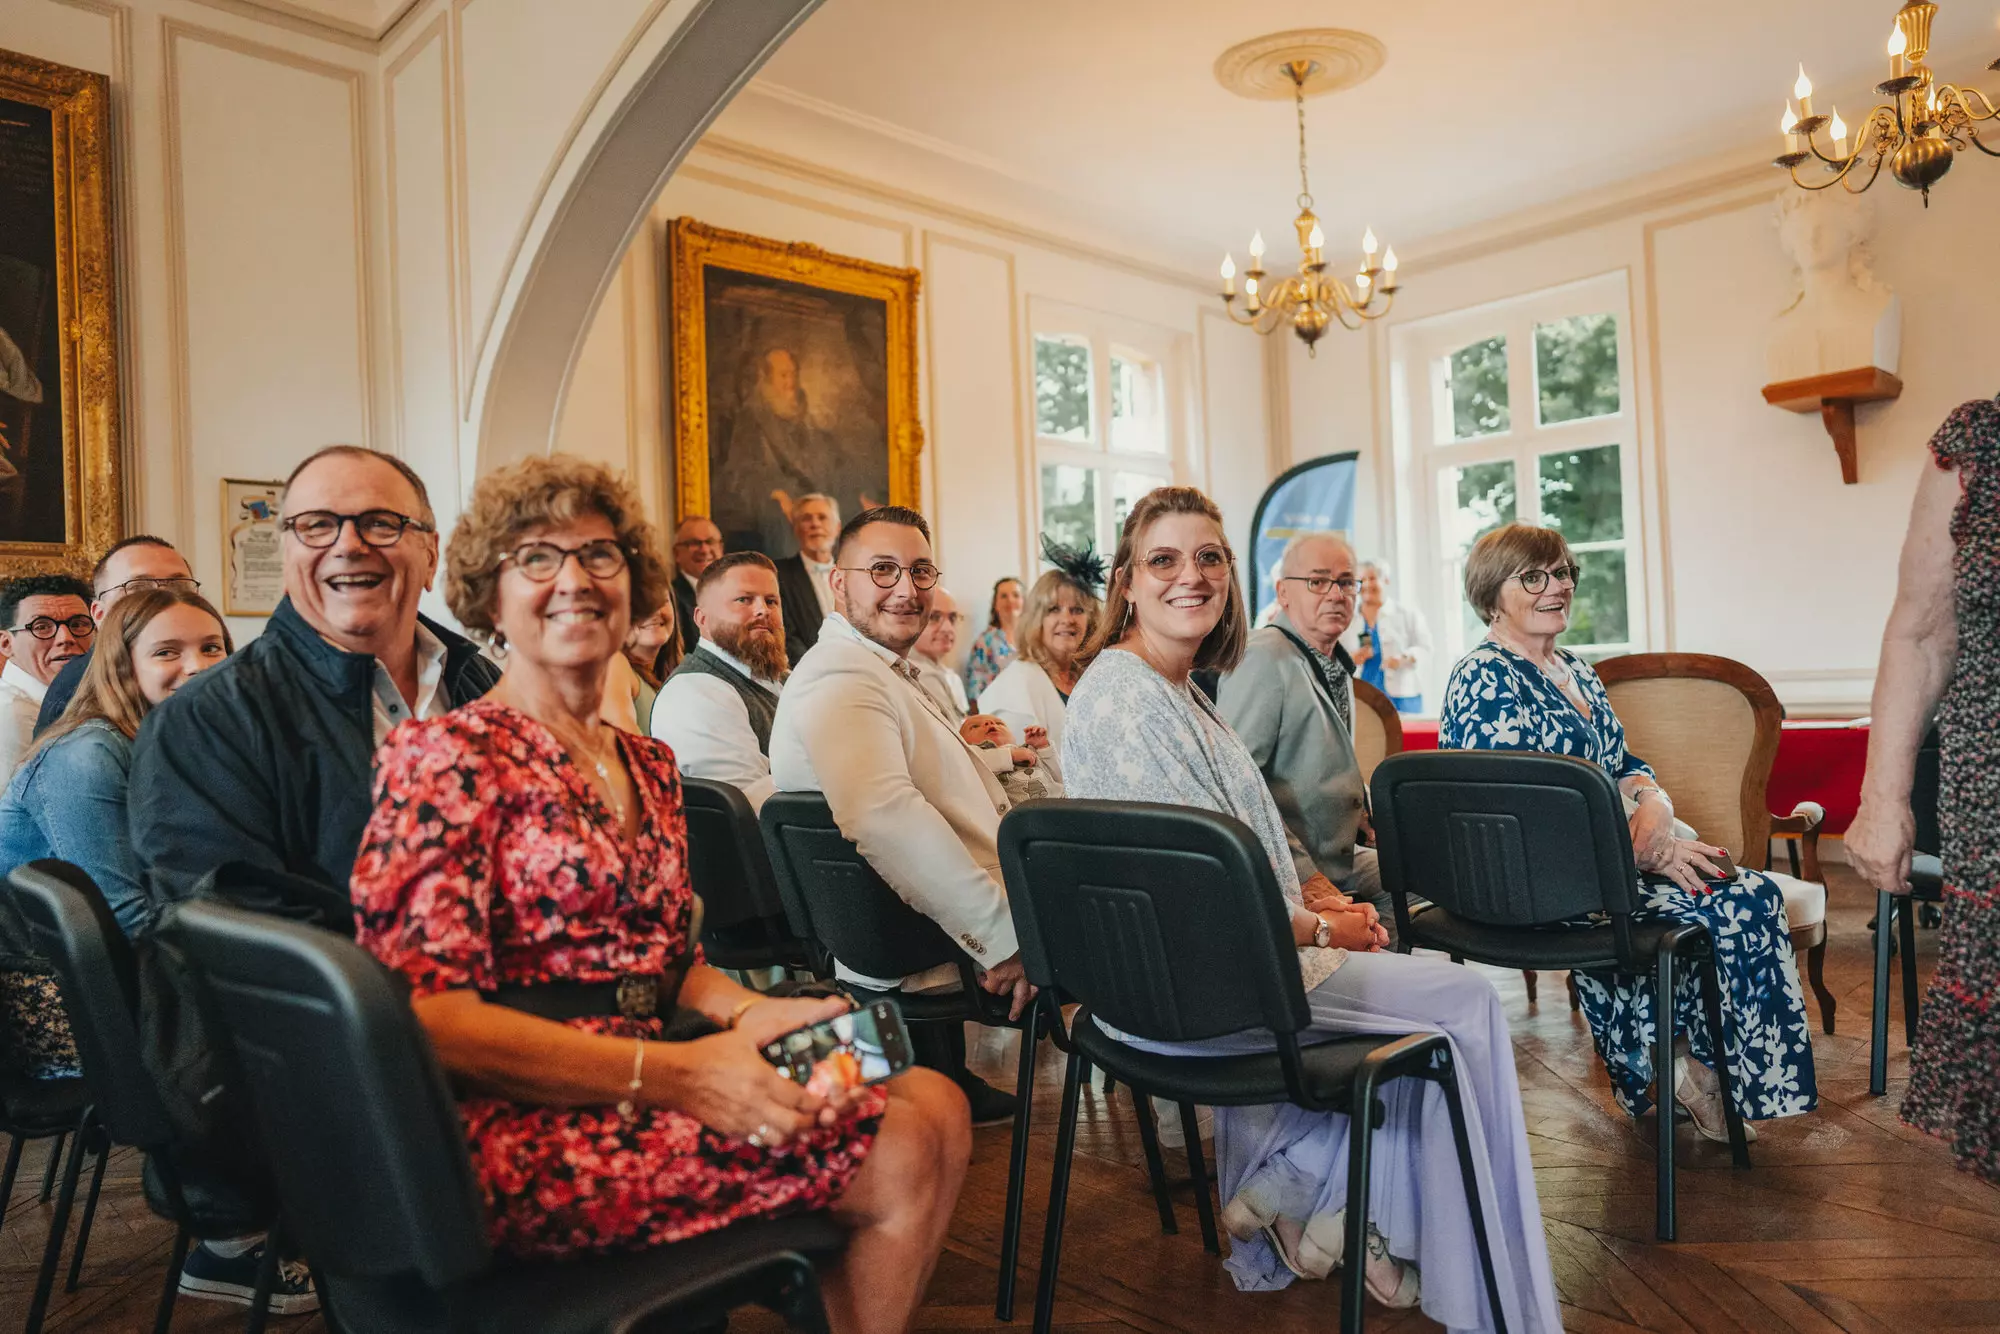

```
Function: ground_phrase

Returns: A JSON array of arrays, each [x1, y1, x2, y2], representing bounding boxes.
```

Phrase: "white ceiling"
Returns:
[[740, 0, 2000, 274]]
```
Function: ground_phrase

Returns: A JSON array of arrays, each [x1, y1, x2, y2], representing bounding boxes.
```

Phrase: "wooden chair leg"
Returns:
[[1567, 970, 1582, 1012], [1800, 930, 1835, 1035], [1522, 970, 1539, 1003]]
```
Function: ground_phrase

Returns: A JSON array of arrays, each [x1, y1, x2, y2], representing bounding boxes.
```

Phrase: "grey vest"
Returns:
[[669, 647, 779, 754]]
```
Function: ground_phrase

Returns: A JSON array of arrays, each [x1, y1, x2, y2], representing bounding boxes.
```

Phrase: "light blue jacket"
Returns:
[[0, 720, 149, 939]]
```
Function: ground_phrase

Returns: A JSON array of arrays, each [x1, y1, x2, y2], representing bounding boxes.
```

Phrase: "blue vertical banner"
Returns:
[[1247, 452, 1361, 622]]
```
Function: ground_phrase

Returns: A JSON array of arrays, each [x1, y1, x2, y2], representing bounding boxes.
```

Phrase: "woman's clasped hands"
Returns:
[[669, 995, 861, 1147]]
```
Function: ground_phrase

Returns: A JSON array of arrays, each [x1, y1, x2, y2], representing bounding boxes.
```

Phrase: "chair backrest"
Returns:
[[997, 800, 1310, 1043], [171, 898, 490, 1291], [1350, 678, 1405, 785], [8, 862, 175, 1148], [1595, 652, 1779, 866], [1371, 751, 1639, 937], [758, 792, 963, 984], [1913, 726, 1942, 856], [681, 777, 797, 941]]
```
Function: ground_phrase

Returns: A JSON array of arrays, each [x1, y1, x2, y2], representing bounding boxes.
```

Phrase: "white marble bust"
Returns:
[[1768, 187, 1900, 384]]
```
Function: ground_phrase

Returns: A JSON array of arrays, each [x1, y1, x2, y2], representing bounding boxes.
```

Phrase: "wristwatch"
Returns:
[[1312, 915, 1333, 949]]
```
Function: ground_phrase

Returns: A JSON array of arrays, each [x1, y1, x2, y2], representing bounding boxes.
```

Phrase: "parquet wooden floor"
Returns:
[[1, 865, 1991, 1332]]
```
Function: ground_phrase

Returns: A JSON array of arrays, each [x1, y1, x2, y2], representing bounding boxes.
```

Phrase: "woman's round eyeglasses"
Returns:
[[1142, 547, 1232, 579], [501, 540, 629, 581], [841, 560, 941, 590], [1512, 563, 1581, 594]]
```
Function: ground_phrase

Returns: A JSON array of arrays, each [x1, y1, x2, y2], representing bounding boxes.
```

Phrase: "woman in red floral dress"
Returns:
[[351, 455, 971, 1334]]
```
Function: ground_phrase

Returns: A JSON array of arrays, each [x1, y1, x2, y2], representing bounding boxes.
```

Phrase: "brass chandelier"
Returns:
[[1218, 59, 1397, 355], [1776, 0, 2000, 204]]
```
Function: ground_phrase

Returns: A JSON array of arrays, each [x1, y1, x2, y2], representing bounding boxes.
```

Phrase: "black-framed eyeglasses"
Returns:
[[9, 615, 95, 641], [104, 575, 201, 598], [1279, 574, 1358, 596], [841, 560, 941, 590], [1513, 563, 1581, 594], [281, 510, 434, 548], [1141, 547, 1232, 580], [500, 539, 629, 582]]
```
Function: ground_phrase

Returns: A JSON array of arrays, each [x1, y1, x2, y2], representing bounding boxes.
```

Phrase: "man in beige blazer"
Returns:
[[770, 504, 1030, 1123]]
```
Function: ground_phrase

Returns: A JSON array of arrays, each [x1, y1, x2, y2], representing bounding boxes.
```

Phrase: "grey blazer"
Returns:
[[1216, 614, 1367, 885]]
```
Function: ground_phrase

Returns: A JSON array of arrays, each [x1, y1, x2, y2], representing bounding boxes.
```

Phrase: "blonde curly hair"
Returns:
[[445, 454, 670, 641]]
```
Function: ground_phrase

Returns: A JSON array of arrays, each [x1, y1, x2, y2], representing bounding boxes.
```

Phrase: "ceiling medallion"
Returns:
[[1213, 33, 1397, 355]]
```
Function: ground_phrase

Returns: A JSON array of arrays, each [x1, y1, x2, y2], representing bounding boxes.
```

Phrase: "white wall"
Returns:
[[551, 136, 1274, 646]]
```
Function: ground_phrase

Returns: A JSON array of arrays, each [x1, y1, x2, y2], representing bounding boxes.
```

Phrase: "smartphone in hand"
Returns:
[[762, 999, 913, 1099]]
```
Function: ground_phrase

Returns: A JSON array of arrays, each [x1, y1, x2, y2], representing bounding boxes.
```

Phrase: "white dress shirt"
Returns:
[[651, 642, 782, 809], [0, 659, 49, 788], [371, 623, 450, 747], [805, 557, 835, 617], [770, 613, 1015, 992]]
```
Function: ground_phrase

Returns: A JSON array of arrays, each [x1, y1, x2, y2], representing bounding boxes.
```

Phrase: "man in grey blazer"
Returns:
[[1218, 532, 1395, 944]]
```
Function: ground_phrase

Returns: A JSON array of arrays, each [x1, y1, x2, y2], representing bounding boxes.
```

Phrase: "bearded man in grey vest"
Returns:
[[651, 550, 787, 807]]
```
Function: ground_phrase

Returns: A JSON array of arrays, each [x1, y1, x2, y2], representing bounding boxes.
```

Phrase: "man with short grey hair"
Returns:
[[1217, 531, 1394, 945], [774, 492, 840, 665]]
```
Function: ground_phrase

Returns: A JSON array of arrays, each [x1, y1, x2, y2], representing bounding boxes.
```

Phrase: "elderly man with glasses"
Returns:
[[31, 535, 201, 737], [0, 574, 93, 785], [132, 444, 500, 918], [1216, 531, 1397, 947]]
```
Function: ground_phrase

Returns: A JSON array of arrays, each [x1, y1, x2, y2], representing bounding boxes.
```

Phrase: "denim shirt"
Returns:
[[0, 720, 148, 940]]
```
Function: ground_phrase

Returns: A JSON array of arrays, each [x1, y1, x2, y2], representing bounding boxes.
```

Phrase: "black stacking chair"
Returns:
[[1370, 750, 1750, 1242], [8, 861, 276, 1334], [760, 791, 1050, 1321], [1870, 728, 1944, 1096], [998, 800, 1508, 1334], [682, 777, 809, 975], [172, 896, 846, 1333]]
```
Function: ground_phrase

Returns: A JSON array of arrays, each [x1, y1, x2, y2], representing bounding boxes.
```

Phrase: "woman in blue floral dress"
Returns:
[[1438, 523, 1816, 1134]]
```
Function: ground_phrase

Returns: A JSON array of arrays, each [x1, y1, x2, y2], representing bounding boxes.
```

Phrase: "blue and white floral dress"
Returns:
[[1438, 643, 1817, 1122]]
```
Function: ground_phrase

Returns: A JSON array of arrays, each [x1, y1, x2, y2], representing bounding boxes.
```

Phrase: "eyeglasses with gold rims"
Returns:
[[1512, 564, 1581, 594], [1140, 547, 1233, 581], [103, 575, 201, 597], [840, 560, 941, 591], [500, 540, 629, 582], [281, 510, 435, 549]]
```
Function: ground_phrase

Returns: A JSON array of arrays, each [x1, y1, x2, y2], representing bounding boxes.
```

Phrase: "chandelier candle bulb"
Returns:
[[1249, 230, 1266, 262], [1362, 227, 1378, 261], [1783, 102, 1800, 151], [1889, 25, 1907, 79], [1221, 253, 1236, 296], [1795, 64, 1814, 119], [1830, 106, 1849, 157]]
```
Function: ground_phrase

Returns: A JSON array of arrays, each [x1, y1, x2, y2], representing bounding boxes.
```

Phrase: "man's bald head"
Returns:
[[1274, 532, 1358, 653], [1280, 532, 1355, 579]]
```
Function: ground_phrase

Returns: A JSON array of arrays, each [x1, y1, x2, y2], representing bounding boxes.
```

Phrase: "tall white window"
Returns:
[[1392, 273, 1644, 695], [1032, 312, 1176, 560]]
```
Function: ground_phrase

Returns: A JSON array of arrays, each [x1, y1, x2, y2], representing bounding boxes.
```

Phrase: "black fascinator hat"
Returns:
[[1038, 533, 1108, 596]]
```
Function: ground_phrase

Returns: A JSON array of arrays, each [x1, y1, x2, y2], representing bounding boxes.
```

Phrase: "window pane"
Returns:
[[1110, 470, 1162, 545], [1109, 353, 1166, 455], [1040, 463, 1096, 555], [1537, 444, 1623, 543], [1034, 336, 1093, 442], [1440, 459, 1517, 556], [1534, 313, 1620, 425], [1444, 336, 1510, 440], [1562, 548, 1629, 647]]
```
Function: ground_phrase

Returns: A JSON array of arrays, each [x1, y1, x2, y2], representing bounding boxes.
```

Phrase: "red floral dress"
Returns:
[[351, 699, 884, 1259]]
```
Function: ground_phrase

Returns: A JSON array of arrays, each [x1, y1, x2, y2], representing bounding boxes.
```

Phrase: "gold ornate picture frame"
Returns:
[[0, 49, 121, 577], [668, 217, 922, 554]]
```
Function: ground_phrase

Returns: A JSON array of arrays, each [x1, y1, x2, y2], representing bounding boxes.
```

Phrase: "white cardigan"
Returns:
[[977, 659, 1069, 784], [1340, 600, 1433, 702], [769, 614, 1016, 990]]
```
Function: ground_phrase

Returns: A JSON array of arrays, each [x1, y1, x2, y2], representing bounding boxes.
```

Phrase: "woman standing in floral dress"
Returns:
[[1850, 397, 2000, 1181], [350, 455, 969, 1333]]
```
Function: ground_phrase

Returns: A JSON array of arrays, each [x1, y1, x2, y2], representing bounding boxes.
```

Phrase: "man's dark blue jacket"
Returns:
[[129, 595, 500, 922]]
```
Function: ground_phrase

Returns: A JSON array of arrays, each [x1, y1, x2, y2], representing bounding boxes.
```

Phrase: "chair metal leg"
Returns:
[[1899, 896, 1922, 1045], [1803, 935, 1835, 1035], [1436, 1055, 1508, 1334], [155, 1227, 191, 1334], [1179, 1103, 1219, 1255], [1339, 1076, 1378, 1334], [1871, 889, 1894, 1096], [1031, 1048, 1086, 1334], [995, 1016, 1040, 1321], [38, 1130, 64, 1202], [0, 1132, 25, 1231], [1654, 943, 1678, 1242], [1128, 1081, 1177, 1235], [1698, 953, 1751, 1170], [25, 1109, 89, 1334], [773, 1252, 832, 1334], [243, 1224, 281, 1334], [64, 1133, 108, 1292]]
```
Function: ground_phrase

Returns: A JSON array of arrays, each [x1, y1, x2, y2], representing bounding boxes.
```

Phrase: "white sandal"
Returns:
[[1362, 1227, 1422, 1309], [1673, 1056, 1756, 1144]]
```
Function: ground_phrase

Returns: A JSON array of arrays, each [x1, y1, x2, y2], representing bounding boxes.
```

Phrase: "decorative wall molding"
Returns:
[[670, 162, 916, 266], [183, 0, 422, 48], [382, 15, 457, 467]]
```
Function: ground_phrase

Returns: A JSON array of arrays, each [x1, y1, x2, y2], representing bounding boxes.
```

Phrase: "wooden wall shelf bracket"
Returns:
[[1760, 367, 1903, 485]]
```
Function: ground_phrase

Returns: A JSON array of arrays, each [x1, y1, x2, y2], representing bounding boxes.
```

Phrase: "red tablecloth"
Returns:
[[1396, 719, 1869, 834]]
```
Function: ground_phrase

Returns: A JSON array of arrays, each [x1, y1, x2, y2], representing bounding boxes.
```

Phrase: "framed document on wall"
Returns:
[[0, 48, 121, 577], [221, 478, 283, 616]]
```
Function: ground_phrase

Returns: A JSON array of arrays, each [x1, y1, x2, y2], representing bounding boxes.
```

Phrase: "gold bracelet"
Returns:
[[616, 1037, 645, 1120], [726, 996, 762, 1030]]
